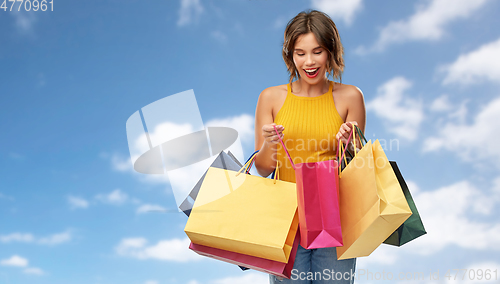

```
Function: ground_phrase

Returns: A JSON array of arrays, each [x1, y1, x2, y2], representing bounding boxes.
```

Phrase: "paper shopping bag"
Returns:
[[336, 127, 412, 260], [294, 161, 343, 249], [273, 126, 343, 249], [179, 151, 243, 217], [383, 161, 427, 246], [189, 230, 300, 279], [351, 127, 425, 247], [179, 150, 250, 271], [184, 153, 299, 263]]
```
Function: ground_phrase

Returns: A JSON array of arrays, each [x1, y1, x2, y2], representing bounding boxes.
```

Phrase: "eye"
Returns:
[[297, 54, 305, 56], [314, 51, 322, 55]]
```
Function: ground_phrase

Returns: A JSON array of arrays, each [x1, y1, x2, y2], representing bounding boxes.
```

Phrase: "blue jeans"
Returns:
[[269, 245, 356, 284]]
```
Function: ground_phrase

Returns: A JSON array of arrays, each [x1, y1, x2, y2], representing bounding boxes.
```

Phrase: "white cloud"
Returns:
[[311, 0, 363, 26], [405, 180, 500, 255], [441, 37, 500, 85], [0, 231, 71, 246], [23, 267, 45, 275], [96, 189, 129, 205], [360, 179, 500, 266], [406, 180, 421, 194], [0, 233, 35, 243], [423, 96, 500, 165], [210, 273, 269, 284], [0, 255, 28, 267], [355, 244, 400, 266], [146, 122, 195, 150], [115, 237, 202, 262], [494, 177, 500, 197], [111, 153, 134, 172], [177, 0, 204, 27], [0, 256, 45, 276], [429, 95, 469, 123], [447, 100, 468, 124], [117, 237, 147, 250], [206, 114, 254, 146], [10, 11, 37, 35], [210, 30, 228, 43], [136, 204, 166, 214], [38, 231, 72, 246], [430, 95, 452, 112], [366, 77, 424, 141], [356, 0, 490, 54], [126, 120, 195, 174], [67, 196, 89, 209]]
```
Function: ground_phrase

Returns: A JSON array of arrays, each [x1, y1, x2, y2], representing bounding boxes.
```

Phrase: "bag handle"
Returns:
[[355, 125, 367, 146], [273, 124, 357, 172], [236, 151, 280, 184], [273, 125, 296, 170], [244, 150, 259, 174], [337, 128, 354, 177], [338, 142, 347, 177], [337, 126, 355, 164]]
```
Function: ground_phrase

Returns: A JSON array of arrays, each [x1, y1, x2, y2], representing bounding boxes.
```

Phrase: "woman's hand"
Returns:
[[336, 121, 358, 146], [261, 123, 284, 145]]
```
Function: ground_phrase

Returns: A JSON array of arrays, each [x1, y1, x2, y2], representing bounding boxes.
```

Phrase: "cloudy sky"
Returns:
[[1, 0, 500, 283]]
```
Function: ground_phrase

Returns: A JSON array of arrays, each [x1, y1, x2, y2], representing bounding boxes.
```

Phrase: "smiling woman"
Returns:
[[282, 11, 344, 86], [253, 9, 366, 284]]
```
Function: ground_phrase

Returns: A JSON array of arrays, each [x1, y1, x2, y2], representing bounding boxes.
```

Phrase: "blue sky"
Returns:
[[1, 0, 500, 283]]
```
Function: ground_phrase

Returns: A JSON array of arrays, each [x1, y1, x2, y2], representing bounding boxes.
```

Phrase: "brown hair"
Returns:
[[282, 10, 344, 86]]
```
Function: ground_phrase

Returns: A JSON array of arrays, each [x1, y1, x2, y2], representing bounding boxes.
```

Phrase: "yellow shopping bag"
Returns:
[[336, 128, 412, 260], [184, 153, 298, 263]]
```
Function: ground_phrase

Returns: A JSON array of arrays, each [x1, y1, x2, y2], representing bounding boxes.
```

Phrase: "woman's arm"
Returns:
[[254, 88, 284, 177], [336, 86, 366, 151]]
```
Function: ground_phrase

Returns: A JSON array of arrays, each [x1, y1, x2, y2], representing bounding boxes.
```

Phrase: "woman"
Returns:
[[254, 10, 366, 284]]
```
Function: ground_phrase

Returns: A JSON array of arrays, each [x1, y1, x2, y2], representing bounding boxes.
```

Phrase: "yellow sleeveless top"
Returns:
[[274, 81, 344, 183]]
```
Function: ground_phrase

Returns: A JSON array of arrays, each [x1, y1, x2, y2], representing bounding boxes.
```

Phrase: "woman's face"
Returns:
[[292, 32, 329, 84]]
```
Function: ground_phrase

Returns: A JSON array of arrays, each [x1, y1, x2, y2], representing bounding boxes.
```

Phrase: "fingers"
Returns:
[[262, 124, 285, 144], [263, 123, 284, 133], [336, 121, 358, 143], [347, 121, 358, 128]]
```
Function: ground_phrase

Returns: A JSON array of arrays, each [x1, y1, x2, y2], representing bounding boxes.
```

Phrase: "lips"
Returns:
[[304, 67, 319, 78]]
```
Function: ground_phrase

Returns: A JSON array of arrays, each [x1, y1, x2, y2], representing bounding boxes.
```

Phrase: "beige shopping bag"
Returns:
[[336, 129, 412, 260]]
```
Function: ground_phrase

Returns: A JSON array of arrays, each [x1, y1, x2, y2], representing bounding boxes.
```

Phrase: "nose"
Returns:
[[305, 54, 315, 66]]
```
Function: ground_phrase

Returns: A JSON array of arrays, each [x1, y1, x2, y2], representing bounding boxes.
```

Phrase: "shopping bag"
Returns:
[[383, 161, 427, 246], [179, 150, 251, 271], [352, 128, 426, 246], [184, 152, 299, 263], [179, 150, 243, 217], [189, 230, 300, 279], [336, 126, 412, 260], [273, 126, 343, 249]]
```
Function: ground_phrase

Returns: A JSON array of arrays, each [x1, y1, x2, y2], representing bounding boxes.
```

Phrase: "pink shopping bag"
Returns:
[[274, 126, 345, 249]]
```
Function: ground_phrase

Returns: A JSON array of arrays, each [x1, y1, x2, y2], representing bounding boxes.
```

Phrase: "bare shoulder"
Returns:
[[333, 82, 364, 100], [259, 84, 288, 101], [332, 82, 365, 122], [257, 84, 288, 119]]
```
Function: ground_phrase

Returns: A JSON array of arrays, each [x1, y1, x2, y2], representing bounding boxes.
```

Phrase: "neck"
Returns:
[[292, 78, 330, 97]]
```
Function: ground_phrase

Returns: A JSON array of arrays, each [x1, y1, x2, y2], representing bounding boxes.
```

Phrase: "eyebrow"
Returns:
[[294, 46, 322, 52]]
